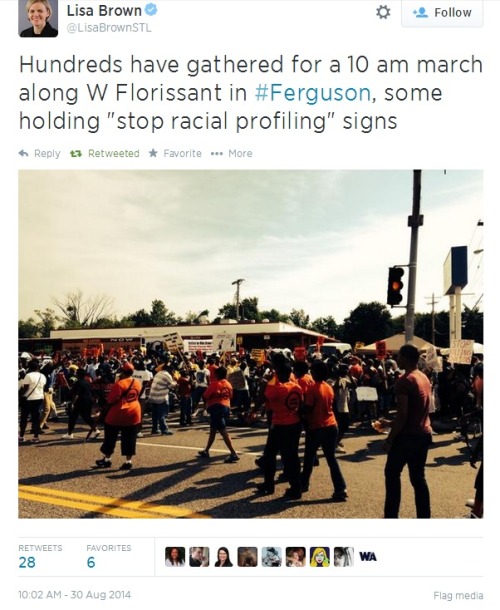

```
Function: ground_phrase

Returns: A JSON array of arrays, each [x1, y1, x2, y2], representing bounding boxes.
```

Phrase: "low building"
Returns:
[[49, 321, 332, 356]]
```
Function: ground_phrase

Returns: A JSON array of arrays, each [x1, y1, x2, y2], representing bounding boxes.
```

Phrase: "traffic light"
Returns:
[[387, 267, 404, 306]]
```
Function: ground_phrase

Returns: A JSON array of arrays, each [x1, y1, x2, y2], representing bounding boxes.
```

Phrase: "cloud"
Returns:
[[19, 169, 482, 323]]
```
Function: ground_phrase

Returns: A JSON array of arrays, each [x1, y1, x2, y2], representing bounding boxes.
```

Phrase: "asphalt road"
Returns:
[[18, 413, 475, 519]]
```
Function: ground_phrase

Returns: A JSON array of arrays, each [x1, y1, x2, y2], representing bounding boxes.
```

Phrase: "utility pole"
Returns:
[[231, 278, 245, 321], [426, 293, 439, 345], [405, 170, 424, 343]]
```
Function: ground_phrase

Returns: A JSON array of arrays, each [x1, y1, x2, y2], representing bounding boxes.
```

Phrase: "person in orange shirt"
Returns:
[[257, 361, 303, 500], [293, 360, 315, 395], [301, 360, 348, 502], [348, 356, 363, 382], [197, 367, 239, 463], [94, 361, 142, 471]]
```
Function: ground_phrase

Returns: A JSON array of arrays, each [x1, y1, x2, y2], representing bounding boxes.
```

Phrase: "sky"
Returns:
[[18, 169, 483, 326]]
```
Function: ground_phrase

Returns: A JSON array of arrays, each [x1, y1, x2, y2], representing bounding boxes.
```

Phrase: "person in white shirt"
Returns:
[[19, 359, 46, 443]]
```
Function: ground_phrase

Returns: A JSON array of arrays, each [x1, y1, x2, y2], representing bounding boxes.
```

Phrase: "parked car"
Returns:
[[307, 342, 353, 359]]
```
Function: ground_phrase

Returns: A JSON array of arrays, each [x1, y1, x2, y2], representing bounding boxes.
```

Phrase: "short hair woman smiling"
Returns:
[[21, 1, 58, 37]]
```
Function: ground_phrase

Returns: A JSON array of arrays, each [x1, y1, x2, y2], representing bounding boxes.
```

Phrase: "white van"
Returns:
[[307, 342, 353, 359]]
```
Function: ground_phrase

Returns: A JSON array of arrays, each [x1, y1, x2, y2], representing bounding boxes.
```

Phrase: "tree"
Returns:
[[34, 308, 59, 336], [260, 308, 289, 322], [311, 316, 339, 339], [461, 306, 483, 344], [18, 318, 41, 339], [52, 290, 115, 328], [342, 302, 394, 346], [183, 309, 211, 324], [289, 308, 310, 329], [392, 311, 450, 347], [128, 300, 180, 327], [218, 302, 237, 319], [240, 297, 259, 321], [19, 309, 60, 338], [218, 297, 260, 321], [183, 310, 201, 324], [128, 308, 151, 327], [150, 299, 179, 326]]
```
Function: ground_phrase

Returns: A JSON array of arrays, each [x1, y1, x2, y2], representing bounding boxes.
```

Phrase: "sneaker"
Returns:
[[42, 424, 50, 430], [255, 456, 265, 469], [332, 491, 348, 502], [337, 441, 344, 448], [62, 433, 74, 440], [95, 458, 112, 468], [136, 432, 144, 438], [18, 436, 25, 443], [335, 446, 347, 454], [119, 462, 133, 471], [161, 430, 174, 436], [197, 450, 210, 458], [31, 438, 40, 444], [92, 429, 101, 439], [224, 453, 240, 463]]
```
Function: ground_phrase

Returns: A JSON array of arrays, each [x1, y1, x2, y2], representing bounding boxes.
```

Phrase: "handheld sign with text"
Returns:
[[449, 339, 474, 365], [213, 331, 237, 352], [375, 340, 387, 360], [163, 332, 184, 352]]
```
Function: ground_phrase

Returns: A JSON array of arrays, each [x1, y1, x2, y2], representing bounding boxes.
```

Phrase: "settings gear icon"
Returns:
[[376, 5, 391, 19]]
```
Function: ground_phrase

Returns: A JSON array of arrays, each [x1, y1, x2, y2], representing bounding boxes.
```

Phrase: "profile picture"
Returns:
[[333, 547, 354, 567], [286, 547, 306, 567], [19, 0, 59, 37], [164, 546, 185, 567], [214, 547, 233, 567], [189, 546, 209, 567], [261, 546, 282, 567], [310, 547, 330, 567], [237, 547, 258, 567]]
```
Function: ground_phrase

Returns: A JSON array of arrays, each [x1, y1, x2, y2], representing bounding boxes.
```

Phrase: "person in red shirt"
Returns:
[[301, 360, 348, 502], [257, 361, 303, 500], [197, 367, 239, 463], [177, 369, 193, 426], [207, 356, 220, 384], [94, 361, 142, 471]]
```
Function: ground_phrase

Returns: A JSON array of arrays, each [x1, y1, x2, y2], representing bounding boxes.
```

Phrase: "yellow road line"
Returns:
[[18, 485, 211, 519]]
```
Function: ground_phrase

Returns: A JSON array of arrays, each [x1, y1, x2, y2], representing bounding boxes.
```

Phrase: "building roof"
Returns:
[[50, 321, 328, 340]]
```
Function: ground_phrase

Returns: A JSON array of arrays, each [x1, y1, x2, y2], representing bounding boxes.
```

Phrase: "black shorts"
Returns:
[[208, 404, 230, 431]]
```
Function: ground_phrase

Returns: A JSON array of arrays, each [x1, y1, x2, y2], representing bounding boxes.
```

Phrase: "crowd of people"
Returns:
[[18, 340, 484, 516]]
